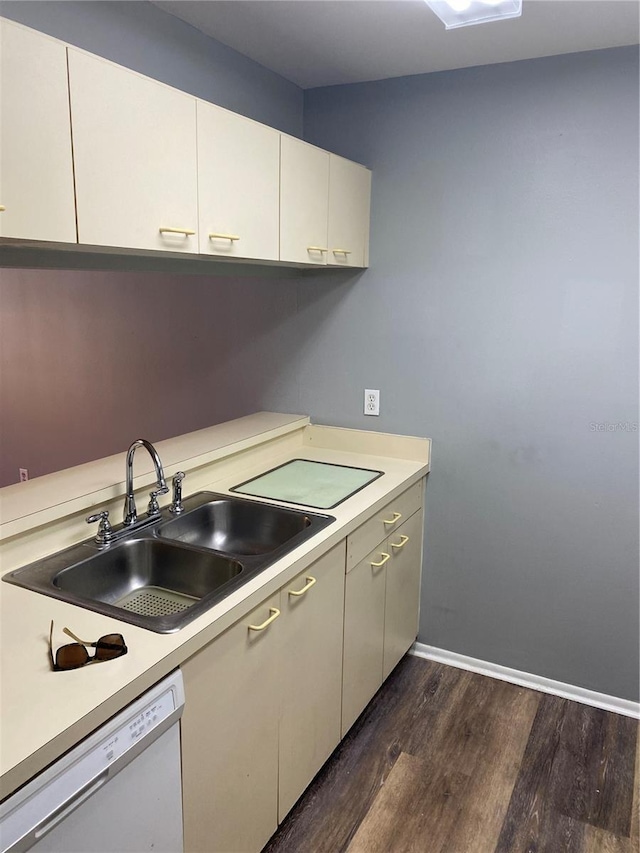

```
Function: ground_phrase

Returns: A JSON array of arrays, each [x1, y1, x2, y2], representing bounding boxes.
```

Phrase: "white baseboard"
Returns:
[[410, 642, 640, 720]]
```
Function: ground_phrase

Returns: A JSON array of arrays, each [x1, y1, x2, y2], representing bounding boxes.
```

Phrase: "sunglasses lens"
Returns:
[[95, 634, 126, 660], [56, 643, 90, 670]]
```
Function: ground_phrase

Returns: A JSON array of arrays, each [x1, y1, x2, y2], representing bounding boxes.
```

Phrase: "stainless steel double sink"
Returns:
[[3, 493, 334, 633]]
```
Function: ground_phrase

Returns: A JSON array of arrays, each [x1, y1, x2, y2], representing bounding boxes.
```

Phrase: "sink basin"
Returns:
[[3, 492, 334, 633], [5, 537, 245, 633], [157, 497, 314, 555], [54, 539, 242, 618]]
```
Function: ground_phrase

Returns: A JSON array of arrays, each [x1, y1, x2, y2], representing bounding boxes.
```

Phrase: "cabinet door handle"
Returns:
[[209, 232, 240, 241], [288, 576, 316, 597], [248, 607, 280, 632], [383, 511, 402, 526], [307, 246, 328, 253], [159, 227, 195, 236], [0, 205, 5, 212], [391, 535, 409, 550], [370, 552, 390, 568], [332, 248, 351, 255]]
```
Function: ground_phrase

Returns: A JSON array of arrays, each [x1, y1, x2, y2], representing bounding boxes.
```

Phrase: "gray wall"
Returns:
[[294, 47, 640, 701], [0, 2, 637, 702], [0, 0, 302, 135]]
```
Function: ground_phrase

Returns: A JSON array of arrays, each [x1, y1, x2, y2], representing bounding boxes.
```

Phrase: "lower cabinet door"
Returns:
[[383, 509, 424, 680], [278, 543, 345, 821], [341, 543, 388, 737], [181, 594, 281, 853]]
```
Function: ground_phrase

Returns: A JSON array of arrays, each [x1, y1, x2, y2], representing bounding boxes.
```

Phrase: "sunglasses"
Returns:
[[49, 621, 128, 671]]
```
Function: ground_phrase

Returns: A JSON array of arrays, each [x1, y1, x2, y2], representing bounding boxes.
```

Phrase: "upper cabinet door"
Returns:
[[328, 154, 372, 269], [68, 49, 198, 253], [280, 136, 329, 265], [197, 102, 280, 261], [0, 20, 76, 242]]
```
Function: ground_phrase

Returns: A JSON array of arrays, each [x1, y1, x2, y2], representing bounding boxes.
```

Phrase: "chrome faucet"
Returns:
[[123, 439, 169, 526]]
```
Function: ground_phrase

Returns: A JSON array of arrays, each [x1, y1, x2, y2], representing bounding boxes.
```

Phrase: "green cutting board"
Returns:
[[231, 459, 383, 509]]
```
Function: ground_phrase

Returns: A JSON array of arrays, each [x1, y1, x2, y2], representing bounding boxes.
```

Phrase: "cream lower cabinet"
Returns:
[[68, 49, 198, 253], [278, 543, 345, 821], [383, 508, 424, 679], [0, 19, 76, 242], [197, 101, 280, 261], [342, 482, 425, 736], [180, 485, 423, 851], [342, 541, 388, 736], [181, 593, 280, 853], [181, 543, 345, 853]]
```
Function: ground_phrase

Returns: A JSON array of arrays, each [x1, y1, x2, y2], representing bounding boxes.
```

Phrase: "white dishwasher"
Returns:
[[0, 670, 185, 853]]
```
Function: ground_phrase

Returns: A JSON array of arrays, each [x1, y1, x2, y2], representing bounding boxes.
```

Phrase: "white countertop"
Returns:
[[0, 413, 430, 800]]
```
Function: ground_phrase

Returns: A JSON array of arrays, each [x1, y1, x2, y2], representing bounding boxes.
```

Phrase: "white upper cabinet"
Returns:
[[197, 102, 280, 261], [0, 19, 76, 242], [280, 136, 330, 265], [68, 49, 198, 253], [328, 154, 371, 268], [0, 18, 371, 267], [280, 139, 372, 268]]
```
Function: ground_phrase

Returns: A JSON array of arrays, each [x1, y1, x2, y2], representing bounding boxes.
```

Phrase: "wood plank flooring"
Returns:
[[263, 656, 639, 853]]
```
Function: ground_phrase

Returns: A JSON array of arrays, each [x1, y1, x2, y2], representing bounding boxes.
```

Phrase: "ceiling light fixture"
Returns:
[[425, 0, 523, 30]]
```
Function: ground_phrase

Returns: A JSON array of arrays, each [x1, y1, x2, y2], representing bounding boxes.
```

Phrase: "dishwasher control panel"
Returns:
[[102, 686, 176, 762]]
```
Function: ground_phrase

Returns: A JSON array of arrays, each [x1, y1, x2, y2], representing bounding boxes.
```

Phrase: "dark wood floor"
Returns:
[[264, 655, 639, 853]]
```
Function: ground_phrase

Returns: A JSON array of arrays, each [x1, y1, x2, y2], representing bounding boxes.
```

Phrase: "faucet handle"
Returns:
[[147, 484, 169, 516], [170, 471, 186, 515], [86, 510, 113, 546]]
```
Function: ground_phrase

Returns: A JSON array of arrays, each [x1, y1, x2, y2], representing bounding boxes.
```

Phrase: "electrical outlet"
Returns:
[[364, 389, 380, 416], [19, 468, 29, 482]]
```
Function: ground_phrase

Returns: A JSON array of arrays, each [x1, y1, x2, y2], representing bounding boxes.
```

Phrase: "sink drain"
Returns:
[[116, 586, 198, 617]]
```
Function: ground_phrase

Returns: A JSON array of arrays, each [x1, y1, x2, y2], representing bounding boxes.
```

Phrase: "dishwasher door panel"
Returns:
[[32, 725, 183, 853]]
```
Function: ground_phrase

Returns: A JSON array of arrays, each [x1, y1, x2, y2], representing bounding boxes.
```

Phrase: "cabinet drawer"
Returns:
[[346, 480, 423, 572]]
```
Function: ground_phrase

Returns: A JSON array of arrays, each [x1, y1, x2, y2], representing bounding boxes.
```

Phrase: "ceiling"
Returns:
[[153, 0, 640, 89]]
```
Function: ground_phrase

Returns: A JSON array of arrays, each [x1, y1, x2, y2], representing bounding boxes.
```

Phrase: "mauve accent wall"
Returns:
[[0, 269, 298, 485], [295, 47, 640, 701]]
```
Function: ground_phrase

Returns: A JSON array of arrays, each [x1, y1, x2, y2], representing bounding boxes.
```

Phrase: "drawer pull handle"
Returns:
[[370, 553, 390, 568], [248, 607, 280, 632], [288, 576, 317, 597], [159, 227, 195, 236], [0, 205, 5, 212], [383, 512, 402, 526], [332, 248, 351, 255], [391, 535, 410, 550], [209, 232, 240, 241], [307, 246, 328, 253]]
